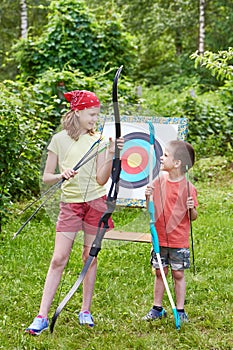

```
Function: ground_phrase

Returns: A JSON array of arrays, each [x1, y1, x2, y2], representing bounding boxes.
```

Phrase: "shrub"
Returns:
[[0, 81, 52, 231], [12, 0, 136, 81]]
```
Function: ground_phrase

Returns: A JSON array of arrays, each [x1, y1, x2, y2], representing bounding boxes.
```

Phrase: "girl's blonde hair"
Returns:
[[62, 110, 95, 141]]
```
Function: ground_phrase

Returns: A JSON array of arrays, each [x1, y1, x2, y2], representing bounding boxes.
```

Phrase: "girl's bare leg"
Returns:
[[81, 233, 97, 312], [39, 232, 76, 318]]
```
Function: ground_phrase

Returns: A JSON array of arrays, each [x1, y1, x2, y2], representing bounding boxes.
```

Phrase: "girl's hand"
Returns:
[[186, 196, 195, 210], [61, 168, 77, 180], [116, 137, 124, 151], [108, 137, 124, 154]]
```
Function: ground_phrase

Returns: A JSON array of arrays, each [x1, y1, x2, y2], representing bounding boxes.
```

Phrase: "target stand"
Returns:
[[101, 115, 188, 242], [104, 230, 151, 242]]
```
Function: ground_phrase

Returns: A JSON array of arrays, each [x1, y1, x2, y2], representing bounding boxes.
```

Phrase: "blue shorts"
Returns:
[[150, 247, 190, 271]]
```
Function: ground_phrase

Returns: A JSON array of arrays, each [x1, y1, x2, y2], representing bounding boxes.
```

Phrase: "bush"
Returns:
[[0, 81, 52, 231], [12, 0, 136, 81], [193, 156, 233, 183]]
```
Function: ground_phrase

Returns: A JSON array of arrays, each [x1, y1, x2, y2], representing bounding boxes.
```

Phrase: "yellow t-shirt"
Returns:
[[48, 130, 106, 203]]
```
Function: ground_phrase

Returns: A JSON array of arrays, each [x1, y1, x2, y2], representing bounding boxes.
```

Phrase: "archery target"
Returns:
[[101, 120, 182, 204], [120, 132, 163, 189]]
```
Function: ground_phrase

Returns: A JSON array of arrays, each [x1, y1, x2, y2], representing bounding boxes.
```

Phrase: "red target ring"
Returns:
[[121, 146, 148, 175]]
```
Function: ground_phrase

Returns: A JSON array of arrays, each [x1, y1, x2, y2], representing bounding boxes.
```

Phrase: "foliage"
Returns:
[[104, 0, 197, 85], [124, 0, 233, 85], [1, 179, 233, 349], [1, 0, 233, 85], [0, 0, 20, 80], [140, 75, 233, 159], [191, 48, 233, 81], [187, 48, 233, 157], [0, 0, 50, 80], [0, 80, 52, 230], [33, 66, 137, 112], [11, 0, 136, 81], [182, 95, 233, 157], [204, 0, 233, 52]]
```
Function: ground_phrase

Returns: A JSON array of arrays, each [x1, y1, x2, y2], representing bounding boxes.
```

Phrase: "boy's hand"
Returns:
[[145, 185, 153, 198], [186, 196, 195, 210]]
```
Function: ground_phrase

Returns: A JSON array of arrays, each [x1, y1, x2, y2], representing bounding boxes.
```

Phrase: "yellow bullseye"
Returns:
[[127, 153, 142, 168]]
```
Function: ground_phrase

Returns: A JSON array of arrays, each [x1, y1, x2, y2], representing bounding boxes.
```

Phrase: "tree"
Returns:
[[20, 0, 28, 38], [198, 0, 205, 54], [108, 0, 199, 84], [0, 0, 50, 81], [87, 0, 233, 85]]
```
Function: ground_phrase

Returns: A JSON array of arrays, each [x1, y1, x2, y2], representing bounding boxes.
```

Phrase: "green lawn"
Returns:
[[1, 177, 233, 350]]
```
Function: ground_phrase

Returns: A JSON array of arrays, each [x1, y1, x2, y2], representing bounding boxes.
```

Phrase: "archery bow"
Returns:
[[50, 65, 123, 333], [147, 121, 180, 330]]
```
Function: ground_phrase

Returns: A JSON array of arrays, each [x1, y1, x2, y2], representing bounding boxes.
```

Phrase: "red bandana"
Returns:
[[64, 90, 100, 111]]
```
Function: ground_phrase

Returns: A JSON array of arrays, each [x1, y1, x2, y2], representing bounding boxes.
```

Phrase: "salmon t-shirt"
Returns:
[[152, 172, 198, 248]]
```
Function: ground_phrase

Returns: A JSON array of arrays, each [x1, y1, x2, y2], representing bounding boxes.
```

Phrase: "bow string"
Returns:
[[185, 165, 196, 275]]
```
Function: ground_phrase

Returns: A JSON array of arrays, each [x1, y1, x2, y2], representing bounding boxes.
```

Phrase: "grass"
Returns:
[[1, 175, 233, 350]]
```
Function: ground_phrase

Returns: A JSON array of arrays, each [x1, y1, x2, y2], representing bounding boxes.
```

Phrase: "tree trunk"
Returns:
[[198, 0, 205, 54], [20, 0, 28, 39]]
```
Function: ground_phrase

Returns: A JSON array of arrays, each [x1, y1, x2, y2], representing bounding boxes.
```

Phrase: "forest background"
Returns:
[[0, 1, 233, 349]]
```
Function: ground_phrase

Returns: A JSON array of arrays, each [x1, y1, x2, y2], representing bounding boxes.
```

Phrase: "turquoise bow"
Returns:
[[148, 121, 180, 330]]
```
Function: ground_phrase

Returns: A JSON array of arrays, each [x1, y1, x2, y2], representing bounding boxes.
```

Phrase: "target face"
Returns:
[[120, 132, 163, 189]]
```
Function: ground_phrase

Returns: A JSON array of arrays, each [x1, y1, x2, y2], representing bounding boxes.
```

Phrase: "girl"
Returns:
[[26, 90, 124, 335]]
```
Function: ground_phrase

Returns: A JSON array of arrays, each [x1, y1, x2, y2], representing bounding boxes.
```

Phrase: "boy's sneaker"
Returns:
[[25, 315, 49, 335], [78, 311, 94, 327], [178, 311, 188, 323], [142, 307, 167, 321]]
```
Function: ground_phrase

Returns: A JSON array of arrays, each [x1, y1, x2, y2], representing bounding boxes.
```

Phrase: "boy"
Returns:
[[143, 140, 198, 322]]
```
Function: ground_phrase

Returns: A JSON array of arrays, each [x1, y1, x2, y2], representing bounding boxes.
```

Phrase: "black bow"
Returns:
[[50, 66, 123, 333]]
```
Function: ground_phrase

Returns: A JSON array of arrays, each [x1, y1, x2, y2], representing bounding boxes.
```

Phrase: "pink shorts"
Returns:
[[56, 195, 114, 235]]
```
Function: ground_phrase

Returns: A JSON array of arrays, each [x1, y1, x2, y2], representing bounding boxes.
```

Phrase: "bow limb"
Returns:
[[90, 65, 123, 253], [148, 122, 180, 330], [50, 66, 123, 333]]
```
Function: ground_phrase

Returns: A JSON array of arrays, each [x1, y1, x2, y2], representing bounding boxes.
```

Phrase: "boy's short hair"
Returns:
[[168, 140, 195, 173]]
